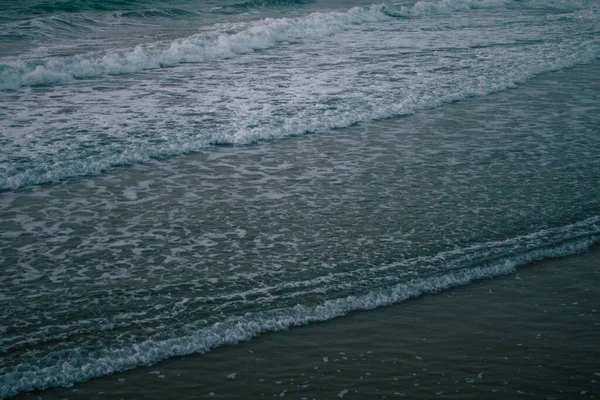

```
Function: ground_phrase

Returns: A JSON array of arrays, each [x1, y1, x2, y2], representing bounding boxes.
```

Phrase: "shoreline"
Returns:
[[16, 243, 600, 399]]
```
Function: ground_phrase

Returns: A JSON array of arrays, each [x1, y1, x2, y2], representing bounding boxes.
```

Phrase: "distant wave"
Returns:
[[238, 0, 315, 7], [0, 14, 112, 42], [381, 0, 599, 17], [2, 0, 310, 23], [1, 216, 598, 399], [210, 0, 315, 14], [113, 8, 197, 19], [20, 0, 169, 16], [382, 0, 512, 17], [0, 0, 198, 39], [0, 2, 198, 41]]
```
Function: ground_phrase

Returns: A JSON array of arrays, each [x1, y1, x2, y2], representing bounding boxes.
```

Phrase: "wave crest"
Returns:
[[0, 6, 389, 89]]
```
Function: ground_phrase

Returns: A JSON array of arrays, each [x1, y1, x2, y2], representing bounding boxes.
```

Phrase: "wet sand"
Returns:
[[18, 245, 600, 400]]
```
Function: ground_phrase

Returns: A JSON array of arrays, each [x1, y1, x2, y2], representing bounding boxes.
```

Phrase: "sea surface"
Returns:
[[0, 0, 599, 398], [21, 244, 600, 399]]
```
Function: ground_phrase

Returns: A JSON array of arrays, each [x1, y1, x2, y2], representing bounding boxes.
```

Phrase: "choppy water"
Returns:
[[1, 0, 599, 398]]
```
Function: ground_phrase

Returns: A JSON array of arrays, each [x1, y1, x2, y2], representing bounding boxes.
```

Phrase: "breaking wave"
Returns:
[[0, 6, 390, 89], [1, 39, 598, 191]]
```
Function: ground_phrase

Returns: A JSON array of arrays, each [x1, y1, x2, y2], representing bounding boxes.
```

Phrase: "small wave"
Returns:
[[24, 0, 168, 15], [0, 12, 142, 43], [211, 0, 315, 14], [21, 14, 103, 35], [3, 0, 590, 89], [0, 0, 193, 37], [114, 8, 197, 19], [1, 218, 598, 399], [0, 6, 390, 89], [382, 0, 512, 18]]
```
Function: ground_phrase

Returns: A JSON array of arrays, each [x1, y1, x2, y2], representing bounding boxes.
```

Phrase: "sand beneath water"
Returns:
[[17, 245, 600, 400]]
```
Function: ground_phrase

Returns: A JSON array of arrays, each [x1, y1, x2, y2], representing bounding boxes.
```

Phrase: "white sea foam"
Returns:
[[1, 0, 598, 191], [2, 37, 598, 191], [0, 6, 389, 89], [384, 0, 511, 17], [1, 222, 598, 399], [0, 0, 549, 89]]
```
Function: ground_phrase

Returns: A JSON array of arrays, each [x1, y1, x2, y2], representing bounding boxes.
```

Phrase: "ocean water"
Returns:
[[0, 0, 599, 398], [25, 244, 600, 399]]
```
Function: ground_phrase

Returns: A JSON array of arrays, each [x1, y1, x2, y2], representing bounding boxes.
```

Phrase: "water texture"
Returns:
[[1, 0, 599, 397], [1, 0, 598, 189]]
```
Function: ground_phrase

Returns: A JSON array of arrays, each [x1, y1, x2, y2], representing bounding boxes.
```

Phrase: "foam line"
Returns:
[[0, 6, 390, 89], [1, 217, 599, 399], [1, 39, 598, 191]]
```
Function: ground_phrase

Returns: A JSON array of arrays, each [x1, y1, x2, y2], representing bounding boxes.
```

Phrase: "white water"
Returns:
[[1, 0, 600, 398], [1, 0, 598, 190], [1, 222, 598, 398]]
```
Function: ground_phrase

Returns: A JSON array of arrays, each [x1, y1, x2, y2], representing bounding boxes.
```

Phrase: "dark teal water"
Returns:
[[1, 0, 599, 398], [24, 244, 600, 400]]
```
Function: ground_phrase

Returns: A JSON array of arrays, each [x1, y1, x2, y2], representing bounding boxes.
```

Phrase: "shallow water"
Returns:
[[3, 61, 600, 397], [17, 244, 600, 400], [1, 0, 600, 397]]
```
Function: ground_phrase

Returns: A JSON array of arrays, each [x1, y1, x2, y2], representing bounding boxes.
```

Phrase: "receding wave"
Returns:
[[1, 217, 598, 399]]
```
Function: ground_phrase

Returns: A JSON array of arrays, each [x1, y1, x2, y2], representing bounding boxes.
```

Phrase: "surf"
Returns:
[[1, 217, 598, 399], [0, 6, 391, 89]]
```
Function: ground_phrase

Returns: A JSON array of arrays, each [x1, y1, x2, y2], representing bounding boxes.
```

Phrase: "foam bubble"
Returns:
[[0, 6, 390, 89], [1, 219, 598, 398], [2, 38, 598, 191], [1, 0, 599, 190]]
